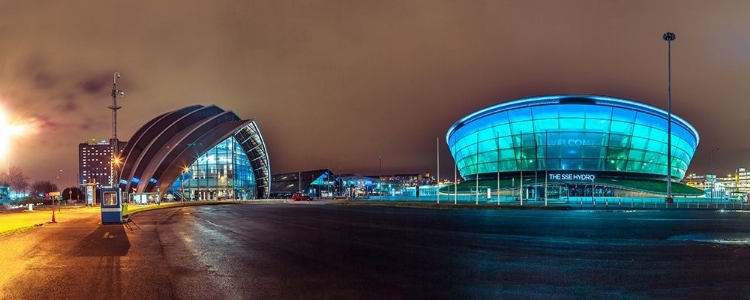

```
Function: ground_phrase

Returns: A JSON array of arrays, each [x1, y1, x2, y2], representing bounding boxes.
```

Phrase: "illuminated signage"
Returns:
[[546, 139, 602, 147], [548, 174, 596, 181], [86, 186, 94, 205]]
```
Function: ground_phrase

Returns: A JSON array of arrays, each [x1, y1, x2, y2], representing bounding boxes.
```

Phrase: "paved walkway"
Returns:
[[0, 200, 290, 236]]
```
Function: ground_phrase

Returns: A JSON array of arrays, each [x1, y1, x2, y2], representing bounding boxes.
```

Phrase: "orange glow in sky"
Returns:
[[0, 105, 29, 160]]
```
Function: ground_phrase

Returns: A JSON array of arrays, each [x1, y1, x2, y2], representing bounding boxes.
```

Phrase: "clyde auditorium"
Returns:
[[117, 105, 271, 202], [445, 95, 702, 199]]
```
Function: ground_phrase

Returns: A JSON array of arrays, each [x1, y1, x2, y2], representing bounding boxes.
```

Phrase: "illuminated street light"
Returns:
[[181, 166, 189, 202], [0, 105, 27, 188], [111, 155, 122, 189]]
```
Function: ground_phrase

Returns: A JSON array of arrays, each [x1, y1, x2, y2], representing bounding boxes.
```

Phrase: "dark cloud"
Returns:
[[79, 77, 109, 95], [60, 100, 78, 111], [33, 72, 56, 89]]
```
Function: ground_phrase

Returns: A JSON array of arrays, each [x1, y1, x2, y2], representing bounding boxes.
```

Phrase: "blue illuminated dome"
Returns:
[[446, 95, 699, 182]]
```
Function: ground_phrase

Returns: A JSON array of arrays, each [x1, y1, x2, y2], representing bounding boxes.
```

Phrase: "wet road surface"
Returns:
[[3, 203, 750, 299]]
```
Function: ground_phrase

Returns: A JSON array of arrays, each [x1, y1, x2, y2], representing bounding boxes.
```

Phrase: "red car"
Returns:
[[292, 192, 312, 201]]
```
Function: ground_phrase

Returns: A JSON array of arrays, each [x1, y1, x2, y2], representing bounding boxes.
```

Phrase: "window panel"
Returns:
[[585, 119, 609, 132], [632, 124, 652, 138], [558, 105, 586, 118], [531, 105, 559, 119], [494, 124, 511, 137], [534, 119, 559, 132], [545, 158, 561, 170], [585, 105, 612, 119], [628, 150, 646, 161], [612, 108, 636, 122], [501, 160, 517, 171], [510, 120, 534, 134], [508, 108, 533, 122], [559, 118, 584, 130], [560, 158, 583, 170], [649, 129, 667, 141]]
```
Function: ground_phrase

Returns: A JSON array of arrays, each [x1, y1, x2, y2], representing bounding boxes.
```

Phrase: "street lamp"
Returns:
[[376, 154, 382, 201], [181, 166, 189, 202], [663, 31, 676, 202]]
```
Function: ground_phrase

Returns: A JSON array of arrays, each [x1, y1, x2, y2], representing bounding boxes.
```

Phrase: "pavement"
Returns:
[[4, 203, 750, 299], [0, 197, 741, 237], [0, 200, 290, 236]]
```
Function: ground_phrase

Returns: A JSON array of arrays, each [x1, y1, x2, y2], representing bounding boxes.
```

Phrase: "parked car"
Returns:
[[291, 192, 312, 201]]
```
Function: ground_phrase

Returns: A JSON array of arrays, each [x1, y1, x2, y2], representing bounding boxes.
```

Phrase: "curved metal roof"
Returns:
[[117, 105, 271, 199]]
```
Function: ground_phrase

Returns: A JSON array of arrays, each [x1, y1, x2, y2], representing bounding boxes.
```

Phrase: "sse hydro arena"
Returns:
[[445, 95, 703, 200]]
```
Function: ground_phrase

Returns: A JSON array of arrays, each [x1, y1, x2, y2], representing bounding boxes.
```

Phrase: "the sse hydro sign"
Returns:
[[548, 173, 596, 181]]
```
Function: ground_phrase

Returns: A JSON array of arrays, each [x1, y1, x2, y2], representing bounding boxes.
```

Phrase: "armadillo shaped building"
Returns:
[[117, 105, 270, 201]]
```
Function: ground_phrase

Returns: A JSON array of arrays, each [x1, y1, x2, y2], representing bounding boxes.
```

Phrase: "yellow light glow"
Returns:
[[0, 105, 28, 159]]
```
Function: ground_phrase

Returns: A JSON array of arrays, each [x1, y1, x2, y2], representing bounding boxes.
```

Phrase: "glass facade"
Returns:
[[447, 95, 699, 180], [169, 137, 256, 200]]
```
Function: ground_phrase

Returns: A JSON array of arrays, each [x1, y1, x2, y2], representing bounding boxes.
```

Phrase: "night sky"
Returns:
[[1, 0, 748, 187]]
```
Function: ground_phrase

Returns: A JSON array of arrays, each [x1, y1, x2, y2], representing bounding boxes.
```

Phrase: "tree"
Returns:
[[62, 187, 85, 201], [30, 180, 59, 198], [0, 166, 30, 194]]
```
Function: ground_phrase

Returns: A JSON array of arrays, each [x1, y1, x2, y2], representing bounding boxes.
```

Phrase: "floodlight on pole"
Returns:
[[663, 32, 675, 202], [109, 72, 124, 187]]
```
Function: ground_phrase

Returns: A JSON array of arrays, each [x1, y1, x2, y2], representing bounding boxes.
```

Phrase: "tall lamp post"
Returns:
[[110, 72, 124, 187], [376, 154, 382, 201], [663, 31, 676, 202]]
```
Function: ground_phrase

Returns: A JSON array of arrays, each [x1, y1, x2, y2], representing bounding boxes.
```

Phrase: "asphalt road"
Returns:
[[3, 203, 750, 299]]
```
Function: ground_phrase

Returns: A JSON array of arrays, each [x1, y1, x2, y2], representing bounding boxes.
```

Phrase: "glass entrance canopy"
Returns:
[[170, 137, 256, 200]]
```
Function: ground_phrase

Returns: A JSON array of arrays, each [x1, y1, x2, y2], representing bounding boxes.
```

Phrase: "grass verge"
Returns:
[[0, 223, 44, 237]]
